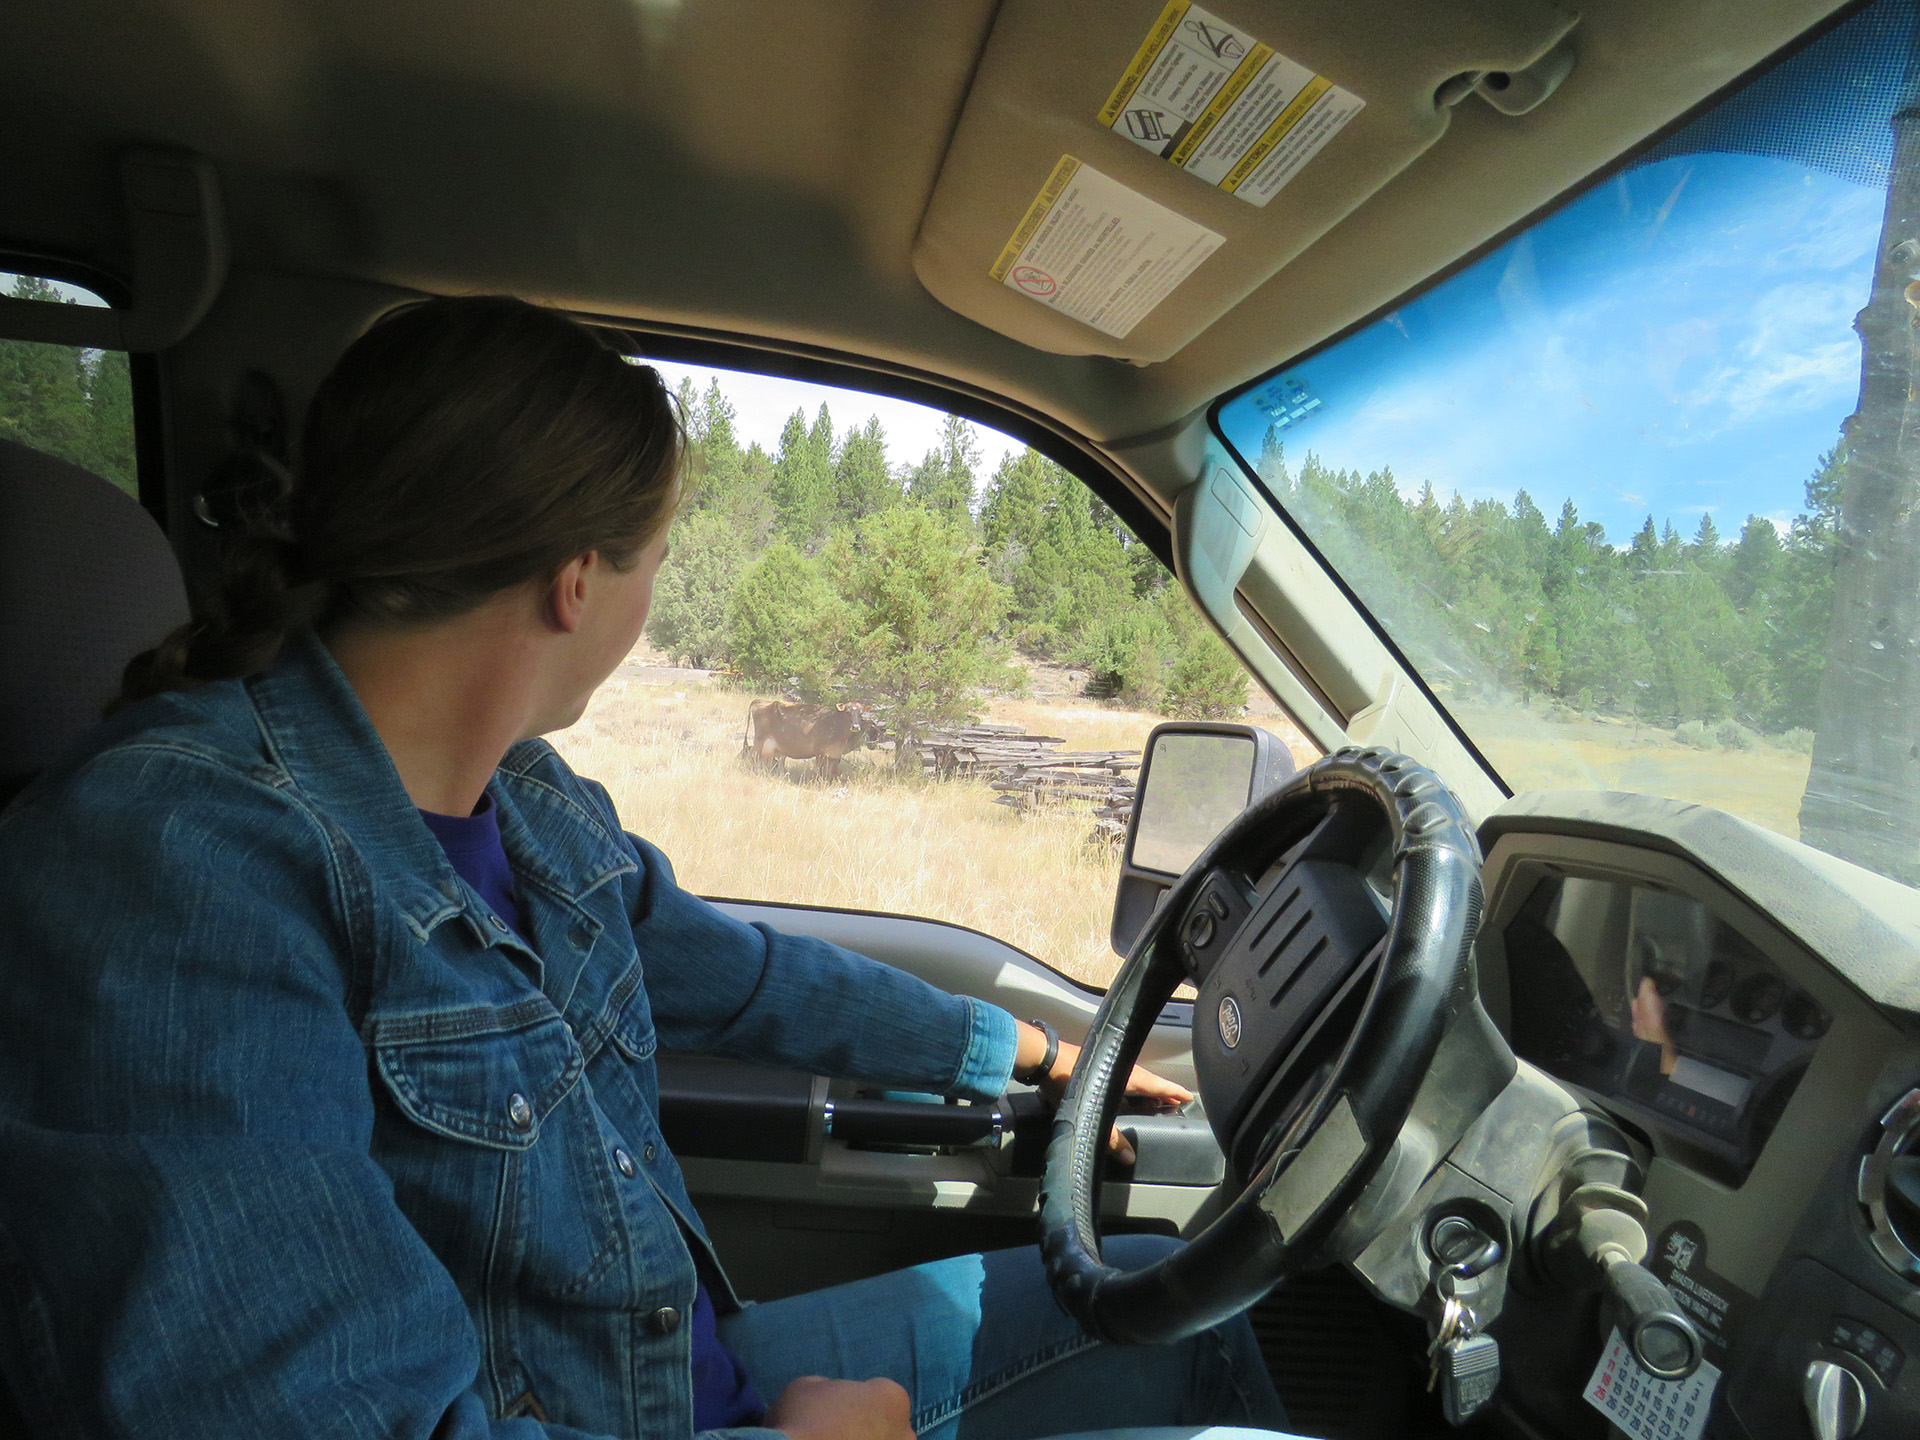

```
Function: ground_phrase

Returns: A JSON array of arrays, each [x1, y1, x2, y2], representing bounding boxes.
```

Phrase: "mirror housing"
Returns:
[[1110, 721, 1297, 957]]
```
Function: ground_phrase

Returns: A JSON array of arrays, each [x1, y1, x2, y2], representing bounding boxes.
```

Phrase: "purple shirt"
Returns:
[[419, 794, 767, 1430]]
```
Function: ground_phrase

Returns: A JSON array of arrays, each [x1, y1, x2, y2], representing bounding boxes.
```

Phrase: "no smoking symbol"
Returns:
[[1011, 265, 1056, 296]]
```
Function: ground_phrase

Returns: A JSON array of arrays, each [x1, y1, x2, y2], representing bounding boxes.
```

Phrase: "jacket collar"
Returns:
[[243, 631, 630, 958]]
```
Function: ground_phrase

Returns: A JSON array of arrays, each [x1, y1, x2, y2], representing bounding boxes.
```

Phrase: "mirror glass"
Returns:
[[1131, 733, 1256, 875]]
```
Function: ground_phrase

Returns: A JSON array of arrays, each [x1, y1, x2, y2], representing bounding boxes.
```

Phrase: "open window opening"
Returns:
[[552, 354, 1318, 988], [0, 267, 138, 500]]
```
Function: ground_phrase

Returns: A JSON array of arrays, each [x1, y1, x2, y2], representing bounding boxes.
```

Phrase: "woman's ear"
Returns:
[[544, 554, 595, 634]]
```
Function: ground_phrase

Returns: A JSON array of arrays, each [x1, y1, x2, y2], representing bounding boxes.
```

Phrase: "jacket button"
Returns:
[[642, 1143, 657, 1164], [649, 1306, 681, 1336], [613, 1146, 636, 1178], [569, 925, 592, 950], [507, 1093, 533, 1130]]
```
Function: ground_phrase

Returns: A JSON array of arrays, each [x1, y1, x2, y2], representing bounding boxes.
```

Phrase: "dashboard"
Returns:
[[1477, 793, 1920, 1439], [1504, 872, 1825, 1184]]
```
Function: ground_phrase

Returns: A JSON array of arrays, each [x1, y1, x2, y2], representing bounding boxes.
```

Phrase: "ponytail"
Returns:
[[118, 469, 331, 706], [117, 296, 683, 707]]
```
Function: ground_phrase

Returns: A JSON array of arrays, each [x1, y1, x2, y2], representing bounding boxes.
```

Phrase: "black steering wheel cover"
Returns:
[[1039, 745, 1483, 1345]]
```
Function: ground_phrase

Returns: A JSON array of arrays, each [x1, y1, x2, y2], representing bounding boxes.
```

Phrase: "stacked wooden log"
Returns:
[[894, 724, 1140, 843]]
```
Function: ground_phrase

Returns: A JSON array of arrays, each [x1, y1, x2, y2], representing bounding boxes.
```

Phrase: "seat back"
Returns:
[[0, 438, 189, 805]]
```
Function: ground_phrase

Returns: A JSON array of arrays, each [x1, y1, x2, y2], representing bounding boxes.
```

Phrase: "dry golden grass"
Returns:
[[553, 655, 1812, 989], [1456, 705, 1813, 840], [552, 677, 1166, 985]]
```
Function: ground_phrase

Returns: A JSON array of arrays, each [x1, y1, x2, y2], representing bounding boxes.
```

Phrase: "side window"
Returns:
[[553, 363, 1315, 988], [0, 271, 137, 497]]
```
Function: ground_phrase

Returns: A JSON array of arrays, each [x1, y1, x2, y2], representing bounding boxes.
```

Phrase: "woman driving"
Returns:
[[0, 298, 1291, 1440]]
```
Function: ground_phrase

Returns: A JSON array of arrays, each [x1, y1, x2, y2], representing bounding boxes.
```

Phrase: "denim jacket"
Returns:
[[0, 632, 1019, 1438]]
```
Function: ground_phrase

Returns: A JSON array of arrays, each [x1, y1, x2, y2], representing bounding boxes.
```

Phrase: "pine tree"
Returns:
[[833, 414, 896, 525], [905, 415, 981, 520], [770, 407, 834, 549], [980, 448, 1057, 554], [1726, 516, 1781, 612], [646, 509, 749, 669]]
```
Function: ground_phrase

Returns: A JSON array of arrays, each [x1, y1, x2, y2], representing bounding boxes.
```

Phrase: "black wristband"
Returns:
[[1016, 1018, 1060, 1086]]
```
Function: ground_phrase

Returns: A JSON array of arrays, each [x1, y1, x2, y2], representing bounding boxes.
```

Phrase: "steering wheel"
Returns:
[[1041, 746, 1484, 1344]]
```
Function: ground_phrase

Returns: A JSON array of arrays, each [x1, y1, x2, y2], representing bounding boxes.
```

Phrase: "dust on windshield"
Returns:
[[1217, 0, 1920, 891]]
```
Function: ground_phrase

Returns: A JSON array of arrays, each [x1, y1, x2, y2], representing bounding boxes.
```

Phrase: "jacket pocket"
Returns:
[[608, 995, 656, 1064], [373, 1001, 584, 1150], [372, 1002, 631, 1300]]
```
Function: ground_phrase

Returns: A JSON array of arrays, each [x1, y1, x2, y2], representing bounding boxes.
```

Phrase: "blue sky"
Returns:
[[1220, 151, 1884, 544]]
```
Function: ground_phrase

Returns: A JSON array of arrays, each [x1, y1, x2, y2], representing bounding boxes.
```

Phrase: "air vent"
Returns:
[[1858, 1088, 1920, 1278]]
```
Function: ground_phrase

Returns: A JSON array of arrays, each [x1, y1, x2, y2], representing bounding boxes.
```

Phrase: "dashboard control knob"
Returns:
[[1803, 1359, 1867, 1440]]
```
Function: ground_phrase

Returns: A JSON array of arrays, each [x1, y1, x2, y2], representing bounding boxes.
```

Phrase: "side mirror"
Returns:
[[1110, 722, 1297, 957]]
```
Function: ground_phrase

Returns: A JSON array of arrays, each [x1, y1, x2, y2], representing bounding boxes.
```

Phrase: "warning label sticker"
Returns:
[[1098, 0, 1363, 207], [990, 156, 1223, 339]]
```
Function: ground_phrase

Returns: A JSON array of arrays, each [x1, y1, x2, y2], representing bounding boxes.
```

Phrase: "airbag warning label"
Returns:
[[1099, 0, 1363, 207], [990, 156, 1223, 339]]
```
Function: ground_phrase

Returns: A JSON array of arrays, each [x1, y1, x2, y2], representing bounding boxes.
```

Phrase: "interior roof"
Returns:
[[0, 0, 1854, 449]]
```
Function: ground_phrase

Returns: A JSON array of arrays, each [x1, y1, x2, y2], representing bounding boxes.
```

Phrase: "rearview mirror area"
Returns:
[[1109, 722, 1297, 958]]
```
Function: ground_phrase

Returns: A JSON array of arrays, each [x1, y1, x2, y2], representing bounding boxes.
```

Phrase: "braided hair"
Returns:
[[121, 296, 683, 705]]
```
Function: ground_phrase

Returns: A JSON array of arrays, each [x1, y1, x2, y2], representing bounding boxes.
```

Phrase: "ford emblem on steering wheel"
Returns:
[[1217, 995, 1242, 1049]]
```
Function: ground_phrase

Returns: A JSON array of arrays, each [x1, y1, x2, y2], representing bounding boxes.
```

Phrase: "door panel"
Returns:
[[673, 901, 1218, 1298], [714, 899, 1197, 1084]]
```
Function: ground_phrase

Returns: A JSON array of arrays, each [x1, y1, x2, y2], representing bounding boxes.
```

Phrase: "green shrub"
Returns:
[[1155, 588, 1249, 720], [1165, 635, 1249, 719], [728, 541, 841, 697], [1713, 719, 1756, 751], [1674, 720, 1714, 749], [823, 505, 1013, 749], [1073, 605, 1171, 710], [646, 509, 749, 669]]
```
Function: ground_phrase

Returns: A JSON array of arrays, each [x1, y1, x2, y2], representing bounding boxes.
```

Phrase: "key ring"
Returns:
[[1441, 1235, 1504, 1287]]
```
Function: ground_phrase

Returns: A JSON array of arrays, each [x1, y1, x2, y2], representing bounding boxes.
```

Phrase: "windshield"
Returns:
[[1217, 0, 1920, 890]]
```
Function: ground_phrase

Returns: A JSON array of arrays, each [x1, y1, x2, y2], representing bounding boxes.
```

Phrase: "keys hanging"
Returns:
[[1427, 1236, 1504, 1425]]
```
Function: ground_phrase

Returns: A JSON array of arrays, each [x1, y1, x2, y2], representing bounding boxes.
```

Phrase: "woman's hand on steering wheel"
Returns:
[[1016, 1020, 1193, 1164]]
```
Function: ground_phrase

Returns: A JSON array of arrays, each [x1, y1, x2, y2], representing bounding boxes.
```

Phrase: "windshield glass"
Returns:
[[1217, 0, 1920, 890]]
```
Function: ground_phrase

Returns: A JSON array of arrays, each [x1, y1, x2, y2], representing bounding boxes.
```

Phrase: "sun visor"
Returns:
[[913, 0, 1577, 362]]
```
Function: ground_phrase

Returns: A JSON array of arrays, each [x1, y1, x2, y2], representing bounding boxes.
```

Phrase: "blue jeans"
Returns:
[[717, 1237, 1302, 1440]]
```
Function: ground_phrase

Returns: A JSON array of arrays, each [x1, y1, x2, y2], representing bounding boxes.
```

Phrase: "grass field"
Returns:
[[1455, 704, 1813, 840], [551, 651, 1816, 989], [550, 651, 1317, 987]]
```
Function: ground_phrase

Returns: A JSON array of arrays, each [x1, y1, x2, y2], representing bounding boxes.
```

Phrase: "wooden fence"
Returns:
[[884, 724, 1139, 845]]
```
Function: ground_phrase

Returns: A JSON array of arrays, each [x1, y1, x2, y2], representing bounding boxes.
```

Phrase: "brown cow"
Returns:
[[742, 700, 873, 779]]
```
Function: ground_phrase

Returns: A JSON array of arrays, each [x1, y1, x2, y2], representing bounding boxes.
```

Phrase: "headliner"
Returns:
[[0, 0, 1854, 449]]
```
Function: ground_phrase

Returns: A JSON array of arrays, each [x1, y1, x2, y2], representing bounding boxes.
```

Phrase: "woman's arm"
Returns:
[[613, 819, 1195, 1122], [618, 828, 1020, 1100]]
